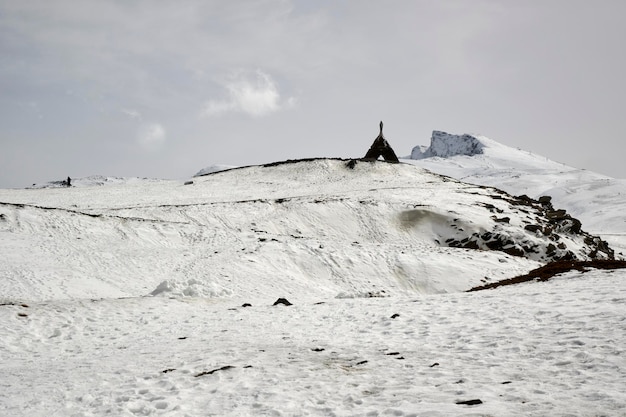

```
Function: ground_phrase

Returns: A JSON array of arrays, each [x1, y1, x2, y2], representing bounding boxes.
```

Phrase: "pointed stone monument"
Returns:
[[363, 121, 399, 163]]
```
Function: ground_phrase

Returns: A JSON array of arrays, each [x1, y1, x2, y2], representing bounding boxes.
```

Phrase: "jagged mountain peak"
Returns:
[[411, 131, 494, 159]]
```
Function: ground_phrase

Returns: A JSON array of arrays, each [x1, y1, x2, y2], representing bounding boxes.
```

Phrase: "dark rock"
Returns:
[[516, 194, 534, 205], [184, 180, 194, 185], [466, 240, 480, 250], [468, 259, 626, 291], [547, 209, 568, 220], [346, 159, 358, 169], [485, 239, 504, 250], [456, 399, 483, 406], [390, 313, 400, 319], [355, 360, 368, 366], [493, 216, 510, 223], [273, 298, 292, 306], [503, 245, 525, 257], [162, 368, 176, 373], [311, 348, 325, 352], [429, 362, 440, 368], [195, 365, 235, 377], [538, 195, 552, 204], [524, 224, 542, 233], [241, 303, 252, 308]]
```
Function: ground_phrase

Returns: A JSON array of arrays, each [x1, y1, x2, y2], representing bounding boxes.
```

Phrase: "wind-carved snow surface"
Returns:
[[1, 158, 625, 416]]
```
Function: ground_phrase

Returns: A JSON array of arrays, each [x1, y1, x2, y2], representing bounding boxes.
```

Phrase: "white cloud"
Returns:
[[137, 123, 166, 151], [122, 109, 142, 120], [203, 70, 295, 117]]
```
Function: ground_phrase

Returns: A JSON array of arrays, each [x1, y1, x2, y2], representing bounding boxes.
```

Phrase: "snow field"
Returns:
[[1, 154, 625, 416], [1, 270, 624, 416]]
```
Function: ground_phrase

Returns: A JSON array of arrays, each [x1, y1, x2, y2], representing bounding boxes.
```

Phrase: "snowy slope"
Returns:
[[1, 159, 613, 303], [405, 131, 626, 251], [1, 269, 625, 416]]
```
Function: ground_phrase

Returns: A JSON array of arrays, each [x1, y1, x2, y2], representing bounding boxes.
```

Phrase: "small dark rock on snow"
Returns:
[[273, 298, 292, 306], [456, 399, 483, 406]]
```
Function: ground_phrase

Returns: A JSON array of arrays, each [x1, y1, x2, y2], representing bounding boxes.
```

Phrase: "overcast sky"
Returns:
[[1, 0, 625, 188]]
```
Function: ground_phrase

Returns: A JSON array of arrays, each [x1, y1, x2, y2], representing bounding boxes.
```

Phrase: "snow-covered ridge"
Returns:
[[0, 158, 614, 303], [27, 175, 163, 189], [193, 164, 238, 177]]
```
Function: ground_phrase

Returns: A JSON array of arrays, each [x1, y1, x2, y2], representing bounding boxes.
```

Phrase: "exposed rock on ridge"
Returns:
[[411, 131, 487, 159], [440, 189, 614, 262]]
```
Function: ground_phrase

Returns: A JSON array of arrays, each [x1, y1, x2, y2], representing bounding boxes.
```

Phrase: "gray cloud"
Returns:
[[1, 0, 626, 187]]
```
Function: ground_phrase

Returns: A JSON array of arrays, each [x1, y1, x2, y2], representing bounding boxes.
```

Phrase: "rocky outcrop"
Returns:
[[411, 131, 485, 159], [444, 191, 614, 262]]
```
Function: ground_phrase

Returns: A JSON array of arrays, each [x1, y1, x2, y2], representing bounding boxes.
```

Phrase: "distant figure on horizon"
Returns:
[[363, 121, 399, 163], [66, 177, 71, 187]]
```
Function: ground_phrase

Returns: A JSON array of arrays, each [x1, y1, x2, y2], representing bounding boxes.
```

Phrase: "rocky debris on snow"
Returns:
[[194, 365, 235, 378], [441, 189, 614, 262], [363, 121, 399, 163], [467, 259, 626, 291], [273, 298, 292, 306], [0, 302, 29, 307]]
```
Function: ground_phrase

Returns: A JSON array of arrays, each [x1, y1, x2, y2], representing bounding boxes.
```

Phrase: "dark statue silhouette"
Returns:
[[363, 121, 399, 163]]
